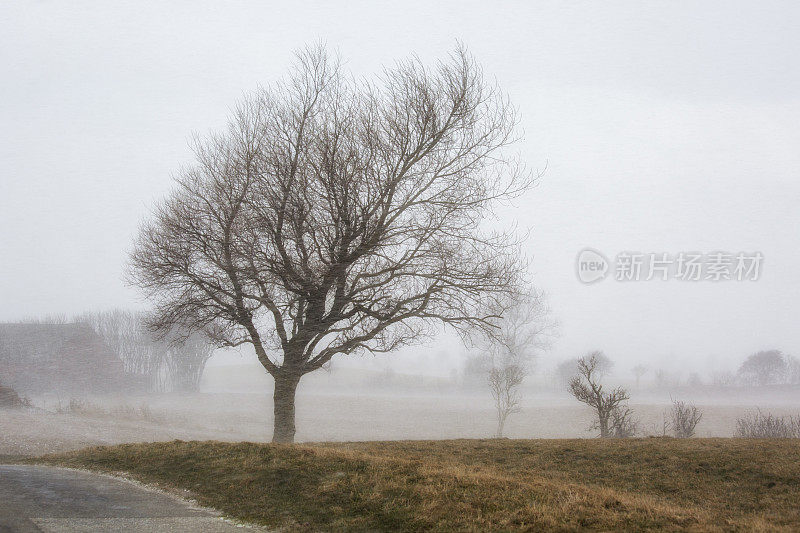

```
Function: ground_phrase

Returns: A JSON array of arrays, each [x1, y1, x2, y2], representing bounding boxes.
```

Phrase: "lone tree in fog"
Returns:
[[129, 45, 533, 442], [569, 351, 634, 438], [737, 350, 788, 386], [631, 364, 647, 389], [482, 291, 555, 437]]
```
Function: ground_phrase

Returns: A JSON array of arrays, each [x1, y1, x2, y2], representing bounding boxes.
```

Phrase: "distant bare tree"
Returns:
[[558, 352, 611, 389], [128, 44, 533, 442], [555, 357, 580, 389], [461, 353, 491, 389], [569, 351, 633, 438], [738, 350, 788, 386], [631, 365, 647, 389], [488, 362, 525, 438], [77, 310, 215, 393], [165, 333, 216, 392], [75, 310, 166, 392], [588, 351, 613, 377], [711, 370, 736, 388], [653, 368, 678, 390], [670, 398, 703, 438], [482, 291, 555, 437], [654, 368, 666, 389]]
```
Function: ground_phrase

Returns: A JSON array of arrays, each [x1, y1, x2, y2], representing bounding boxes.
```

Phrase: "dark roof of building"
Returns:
[[0, 322, 125, 394]]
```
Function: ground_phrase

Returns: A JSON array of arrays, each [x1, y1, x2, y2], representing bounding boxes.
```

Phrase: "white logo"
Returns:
[[576, 248, 609, 284]]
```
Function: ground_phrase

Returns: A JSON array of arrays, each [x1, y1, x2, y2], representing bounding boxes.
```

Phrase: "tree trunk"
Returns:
[[496, 414, 506, 438], [598, 412, 610, 438], [272, 372, 301, 443]]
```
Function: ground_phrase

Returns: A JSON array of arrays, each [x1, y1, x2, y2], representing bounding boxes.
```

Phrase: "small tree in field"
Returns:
[[569, 351, 633, 438], [488, 361, 525, 438], [128, 44, 533, 442], [631, 365, 647, 389], [483, 291, 555, 437]]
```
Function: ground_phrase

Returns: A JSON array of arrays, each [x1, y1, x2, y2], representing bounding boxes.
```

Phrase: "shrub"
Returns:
[[671, 399, 703, 438], [609, 405, 639, 438], [735, 410, 800, 438], [54, 397, 175, 424]]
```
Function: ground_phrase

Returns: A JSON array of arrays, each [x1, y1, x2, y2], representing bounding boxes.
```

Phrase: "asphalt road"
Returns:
[[0, 465, 260, 532]]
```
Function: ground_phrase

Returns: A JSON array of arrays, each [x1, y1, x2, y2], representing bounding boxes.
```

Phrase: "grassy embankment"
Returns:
[[38, 438, 800, 531]]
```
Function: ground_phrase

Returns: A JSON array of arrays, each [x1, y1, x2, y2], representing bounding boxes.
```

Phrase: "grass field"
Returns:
[[37, 438, 800, 532]]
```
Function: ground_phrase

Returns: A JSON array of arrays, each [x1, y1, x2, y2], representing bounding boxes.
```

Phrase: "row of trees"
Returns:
[[4, 312, 215, 394], [637, 350, 800, 389], [76, 310, 215, 393], [553, 349, 800, 392]]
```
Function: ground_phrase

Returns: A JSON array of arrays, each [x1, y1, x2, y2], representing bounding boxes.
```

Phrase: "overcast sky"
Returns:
[[1, 1, 798, 376]]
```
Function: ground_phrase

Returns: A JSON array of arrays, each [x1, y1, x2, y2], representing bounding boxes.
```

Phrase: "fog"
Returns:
[[1, 1, 799, 451]]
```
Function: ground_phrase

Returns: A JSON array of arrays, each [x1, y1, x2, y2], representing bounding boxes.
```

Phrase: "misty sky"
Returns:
[[1, 1, 799, 377]]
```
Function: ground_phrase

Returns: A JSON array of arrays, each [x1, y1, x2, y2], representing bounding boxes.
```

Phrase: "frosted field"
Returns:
[[3, 369, 799, 456]]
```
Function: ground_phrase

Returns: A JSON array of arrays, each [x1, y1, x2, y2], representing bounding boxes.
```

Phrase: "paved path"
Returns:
[[0, 465, 260, 532]]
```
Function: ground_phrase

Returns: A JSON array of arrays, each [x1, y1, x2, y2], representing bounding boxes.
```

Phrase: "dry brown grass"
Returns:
[[37, 438, 800, 532]]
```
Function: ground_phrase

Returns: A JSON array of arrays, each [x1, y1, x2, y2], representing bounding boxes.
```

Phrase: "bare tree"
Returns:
[[75, 310, 166, 392], [555, 357, 580, 389], [711, 370, 736, 388], [165, 333, 216, 392], [631, 364, 647, 389], [609, 405, 638, 438], [569, 351, 632, 438], [488, 362, 525, 438], [558, 352, 612, 389], [128, 44, 533, 442], [591, 352, 614, 377], [654, 368, 667, 389], [76, 310, 216, 393], [670, 398, 703, 438], [482, 291, 555, 437]]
